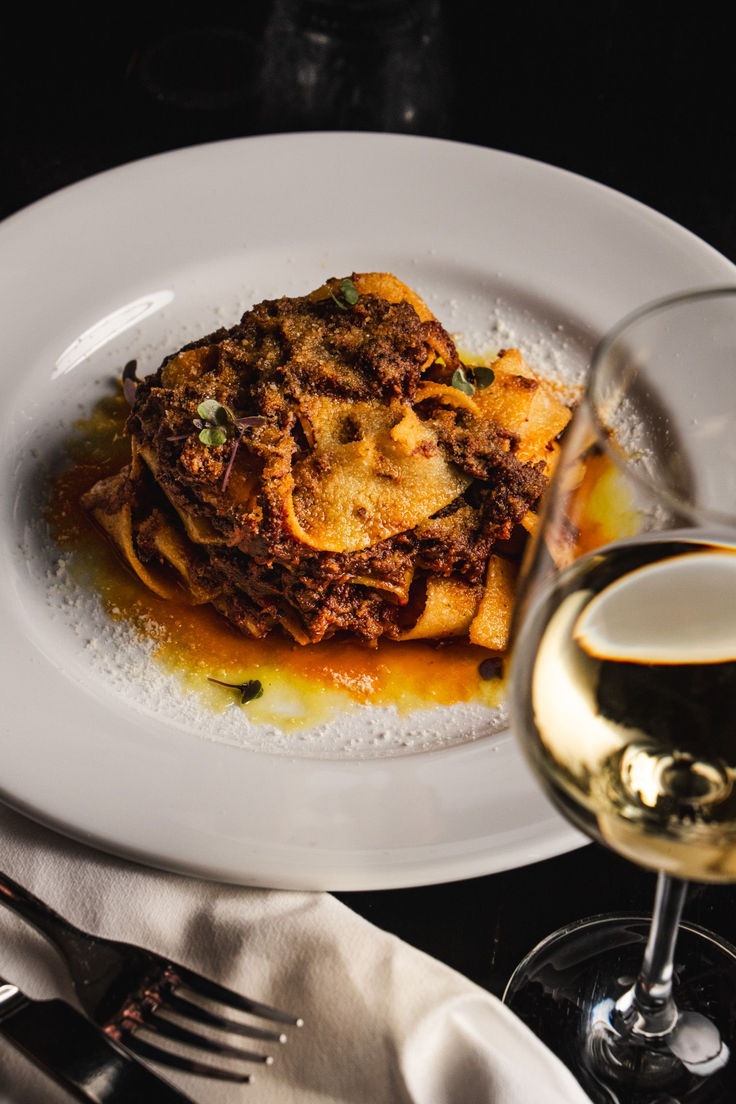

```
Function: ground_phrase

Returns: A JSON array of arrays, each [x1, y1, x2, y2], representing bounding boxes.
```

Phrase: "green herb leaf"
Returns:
[[339, 277, 359, 305], [239, 679, 264, 704], [207, 676, 264, 705], [197, 399, 230, 425], [474, 365, 495, 390], [451, 367, 475, 395], [326, 277, 360, 311], [328, 289, 348, 311], [199, 426, 228, 447]]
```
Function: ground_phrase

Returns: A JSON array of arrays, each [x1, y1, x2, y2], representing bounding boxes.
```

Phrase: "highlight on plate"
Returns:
[[80, 274, 571, 673]]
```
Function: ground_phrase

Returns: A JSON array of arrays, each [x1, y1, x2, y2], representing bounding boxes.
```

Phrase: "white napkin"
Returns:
[[0, 803, 591, 1103]]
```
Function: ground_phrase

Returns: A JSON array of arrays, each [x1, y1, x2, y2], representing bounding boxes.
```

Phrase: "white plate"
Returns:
[[1, 133, 734, 891]]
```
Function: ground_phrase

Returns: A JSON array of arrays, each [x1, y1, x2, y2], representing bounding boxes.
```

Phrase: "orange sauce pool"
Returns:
[[47, 387, 504, 731]]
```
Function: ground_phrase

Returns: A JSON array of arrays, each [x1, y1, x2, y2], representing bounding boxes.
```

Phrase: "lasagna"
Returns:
[[82, 273, 571, 649]]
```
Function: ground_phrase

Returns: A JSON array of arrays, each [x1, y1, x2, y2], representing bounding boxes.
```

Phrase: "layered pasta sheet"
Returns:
[[83, 274, 571, 649]]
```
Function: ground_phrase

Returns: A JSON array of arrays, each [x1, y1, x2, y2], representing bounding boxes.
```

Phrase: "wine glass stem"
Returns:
[[616, 872, 688, 1035]]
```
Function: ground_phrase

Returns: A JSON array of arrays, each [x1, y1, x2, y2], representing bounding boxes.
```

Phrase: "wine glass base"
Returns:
[[504, 914, 736, 1103]]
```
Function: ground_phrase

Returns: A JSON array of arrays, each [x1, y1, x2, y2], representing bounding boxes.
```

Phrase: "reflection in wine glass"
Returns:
[[504, 288, 736, 1102]]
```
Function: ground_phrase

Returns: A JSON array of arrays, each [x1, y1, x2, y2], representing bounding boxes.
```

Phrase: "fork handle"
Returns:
[[0, 869, 90, 957]]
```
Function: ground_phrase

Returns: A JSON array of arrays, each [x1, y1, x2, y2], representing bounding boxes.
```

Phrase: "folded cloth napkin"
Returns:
[[0, 803, 591, 1104]]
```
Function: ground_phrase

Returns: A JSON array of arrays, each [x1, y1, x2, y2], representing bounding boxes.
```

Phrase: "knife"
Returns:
[[0, 975, 194, 1103]]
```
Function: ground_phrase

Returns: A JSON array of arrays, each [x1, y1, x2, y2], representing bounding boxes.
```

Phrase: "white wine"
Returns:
[[512, 538, 736, 882]]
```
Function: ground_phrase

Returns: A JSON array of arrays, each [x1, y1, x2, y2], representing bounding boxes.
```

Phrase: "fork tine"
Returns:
[[163, 991, 288, 1043], [136, 1012, 275, 1064], [120, 1034, 252, 1084], [173, 965, 304, 1028]]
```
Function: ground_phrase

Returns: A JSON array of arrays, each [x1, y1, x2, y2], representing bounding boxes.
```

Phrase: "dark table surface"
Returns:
[[3, 1, 736, 1010]]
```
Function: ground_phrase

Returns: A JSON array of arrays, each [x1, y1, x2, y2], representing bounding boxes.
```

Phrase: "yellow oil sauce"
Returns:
[[573, 450, 639, 555]]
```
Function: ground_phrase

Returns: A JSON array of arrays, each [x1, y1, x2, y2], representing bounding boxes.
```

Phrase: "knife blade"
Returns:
[[0, 976, 194, 1103]]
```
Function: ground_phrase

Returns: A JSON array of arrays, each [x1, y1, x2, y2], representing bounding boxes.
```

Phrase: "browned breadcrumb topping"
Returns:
[[84, 278, 560, 645]]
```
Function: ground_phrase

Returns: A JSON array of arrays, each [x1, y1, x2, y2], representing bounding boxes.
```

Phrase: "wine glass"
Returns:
[[503, 287, 736, 1103]]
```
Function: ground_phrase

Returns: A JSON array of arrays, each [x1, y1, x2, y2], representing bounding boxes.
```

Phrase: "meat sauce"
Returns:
[[48, 388, 503, 731]]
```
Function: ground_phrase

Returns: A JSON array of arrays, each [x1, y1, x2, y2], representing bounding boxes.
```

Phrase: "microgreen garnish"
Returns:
[[194, 399, 230, 446], [327, 277, 360, 311], [167, 399, 269, 491], [207, 676, 264, 704], [122, 360, 140, 407], [199, 426, 228, 446], [450, 364, 495, 395], [474, 365, 495, 389], [451, 367, 475, 395]]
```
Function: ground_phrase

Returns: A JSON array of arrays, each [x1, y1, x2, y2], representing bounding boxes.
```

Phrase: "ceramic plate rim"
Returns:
[[1, 132, 735, 891]]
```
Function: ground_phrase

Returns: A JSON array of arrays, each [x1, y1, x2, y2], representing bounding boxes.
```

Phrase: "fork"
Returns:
[[0, 870, 302, 1083]]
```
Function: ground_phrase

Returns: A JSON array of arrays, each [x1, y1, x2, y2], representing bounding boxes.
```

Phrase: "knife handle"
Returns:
[[1, 981, 193, 1103]]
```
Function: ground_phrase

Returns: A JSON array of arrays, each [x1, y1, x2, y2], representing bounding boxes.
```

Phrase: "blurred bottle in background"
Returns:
[[255, 0, 451, 135]]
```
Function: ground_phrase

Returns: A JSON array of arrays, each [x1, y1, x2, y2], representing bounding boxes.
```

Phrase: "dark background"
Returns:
[[3, 1, 735, 1002]]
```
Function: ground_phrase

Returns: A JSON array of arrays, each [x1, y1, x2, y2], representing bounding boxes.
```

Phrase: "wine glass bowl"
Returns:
[[504, 288, 736, 1102]]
